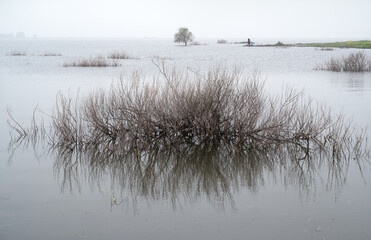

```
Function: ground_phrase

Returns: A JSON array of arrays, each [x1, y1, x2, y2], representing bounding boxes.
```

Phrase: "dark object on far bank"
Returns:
[[243, 38, 255, 47], [234, 39, 253, 45], [316, 51, 371, 72]]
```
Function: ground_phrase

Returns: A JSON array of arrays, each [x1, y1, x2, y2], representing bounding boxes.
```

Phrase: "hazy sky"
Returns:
[[1, 0, 370, 38]]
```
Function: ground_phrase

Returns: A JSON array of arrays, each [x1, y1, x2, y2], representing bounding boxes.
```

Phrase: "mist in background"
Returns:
[[0, 0, 370, 38]]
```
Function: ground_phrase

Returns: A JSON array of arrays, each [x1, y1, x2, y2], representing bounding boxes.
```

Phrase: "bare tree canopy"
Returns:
[[174, 27, 194, 46]]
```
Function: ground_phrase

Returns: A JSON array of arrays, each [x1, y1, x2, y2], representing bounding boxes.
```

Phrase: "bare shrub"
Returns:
[[107, 51, 133, 59], [9, 60, 368, 163], [315, 57, 343, 72], [316, 51, 371, 72], [63, 57, 120, 67], [343, 51, 370, 72]]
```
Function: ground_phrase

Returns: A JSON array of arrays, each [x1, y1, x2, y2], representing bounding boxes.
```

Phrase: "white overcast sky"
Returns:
[[0, 0, 370, 38]]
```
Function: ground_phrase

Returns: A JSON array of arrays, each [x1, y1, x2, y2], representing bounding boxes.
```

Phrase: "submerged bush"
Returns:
[[63, 57, 120, 67], [8, 60, 368, 160], [316, 51, 371, 72]]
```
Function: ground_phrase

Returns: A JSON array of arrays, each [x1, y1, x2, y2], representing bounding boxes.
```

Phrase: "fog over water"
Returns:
[[1, 0, 371, 38], [1, 0, 371, 238]]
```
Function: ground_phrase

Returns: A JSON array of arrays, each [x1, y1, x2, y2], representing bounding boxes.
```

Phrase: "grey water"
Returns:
[[0, 38, 371, 240]]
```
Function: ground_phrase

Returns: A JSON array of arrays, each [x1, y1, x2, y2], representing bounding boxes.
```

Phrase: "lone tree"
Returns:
[[174, 27, 194, 46]]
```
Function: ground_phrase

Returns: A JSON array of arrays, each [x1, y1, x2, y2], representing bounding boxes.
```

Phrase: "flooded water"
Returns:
[[1, 39, 371, 240]]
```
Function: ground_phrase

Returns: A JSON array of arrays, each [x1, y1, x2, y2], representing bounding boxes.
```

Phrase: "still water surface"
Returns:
[[0, 39, 371, 240]]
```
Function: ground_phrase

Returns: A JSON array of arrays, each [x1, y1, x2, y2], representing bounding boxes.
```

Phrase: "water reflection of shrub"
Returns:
[[49, 143, 366, 211]]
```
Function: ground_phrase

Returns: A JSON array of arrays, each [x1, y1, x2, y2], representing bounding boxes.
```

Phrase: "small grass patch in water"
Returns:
[[9, 50, 27, 56], [107, 51, 134, 59], [40, 52, 62, 56], [63, 57, 120, 67]]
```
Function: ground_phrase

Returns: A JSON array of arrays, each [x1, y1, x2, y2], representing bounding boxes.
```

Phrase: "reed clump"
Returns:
[[316, 51, 371, 72], [63, 57, 120, 67], [8, 60, 368, 160]]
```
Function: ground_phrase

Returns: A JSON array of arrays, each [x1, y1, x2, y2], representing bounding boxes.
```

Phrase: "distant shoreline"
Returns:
[[238, 40, 371, 49]]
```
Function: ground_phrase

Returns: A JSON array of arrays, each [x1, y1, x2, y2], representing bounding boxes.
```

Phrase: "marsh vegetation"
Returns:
[[299, 40, 371, 49], [316, 51, 371, 72], [8, 60, 368, 163]]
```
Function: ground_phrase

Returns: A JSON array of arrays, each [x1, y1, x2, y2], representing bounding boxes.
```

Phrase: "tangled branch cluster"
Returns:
[[8, 60, 368, 159]]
